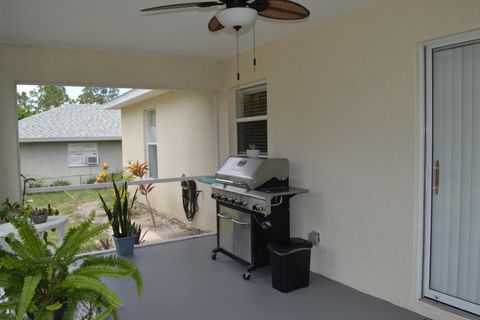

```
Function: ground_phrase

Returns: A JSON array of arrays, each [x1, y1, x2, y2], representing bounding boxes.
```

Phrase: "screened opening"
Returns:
[[10, 84, 218, 254]]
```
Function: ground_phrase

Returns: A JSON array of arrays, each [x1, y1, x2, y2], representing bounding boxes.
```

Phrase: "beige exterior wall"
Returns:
[[0, 0, 480, 319], [217, 1, 480, 319], [121, 91, 217, 232], [19, 141, 122, 185]]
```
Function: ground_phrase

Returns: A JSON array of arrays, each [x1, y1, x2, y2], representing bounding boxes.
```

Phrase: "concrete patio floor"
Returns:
[[106, 235, 428, 320]]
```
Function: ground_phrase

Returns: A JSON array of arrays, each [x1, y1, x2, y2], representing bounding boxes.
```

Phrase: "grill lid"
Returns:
[[215, 157, 289, 190]]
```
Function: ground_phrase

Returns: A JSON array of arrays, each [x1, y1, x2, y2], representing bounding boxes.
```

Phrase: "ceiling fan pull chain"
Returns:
[[253, 22, 257, 72], [236, 29, 240, 85]]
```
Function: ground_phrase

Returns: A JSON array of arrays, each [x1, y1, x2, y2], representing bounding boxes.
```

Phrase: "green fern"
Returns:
[[0, 218, 142, 319], [17, 274, 42, 320]]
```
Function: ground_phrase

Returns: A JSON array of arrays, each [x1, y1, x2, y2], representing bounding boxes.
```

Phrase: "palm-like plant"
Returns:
[[99, 178, 137, 238], [0, 217, 142, 320]]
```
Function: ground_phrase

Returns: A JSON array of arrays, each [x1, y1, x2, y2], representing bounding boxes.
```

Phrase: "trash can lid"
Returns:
[[268, 238, 313, 255]]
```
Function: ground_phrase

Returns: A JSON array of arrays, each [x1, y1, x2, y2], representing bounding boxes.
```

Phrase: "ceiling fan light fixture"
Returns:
[[215, 7, 257, 29]]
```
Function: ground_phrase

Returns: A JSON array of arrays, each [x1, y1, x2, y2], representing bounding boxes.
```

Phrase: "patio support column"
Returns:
[[0, 79, 21, 202]]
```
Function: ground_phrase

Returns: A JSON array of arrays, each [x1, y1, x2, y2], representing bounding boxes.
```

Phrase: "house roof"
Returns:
[[18, 104, 121, 143]]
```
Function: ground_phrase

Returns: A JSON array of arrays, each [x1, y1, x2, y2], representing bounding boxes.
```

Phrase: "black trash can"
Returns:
[[268, 238, 313, 293]]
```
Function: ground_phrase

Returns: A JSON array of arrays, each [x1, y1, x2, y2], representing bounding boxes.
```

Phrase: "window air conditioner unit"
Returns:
[[87, 154, 99, 165]]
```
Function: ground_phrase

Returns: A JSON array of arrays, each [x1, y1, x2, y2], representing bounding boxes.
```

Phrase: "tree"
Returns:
[[30, 85, 73, 113], [17, 85, 72, 119], [17, 91, 36, 120], [76, 86, 120, 104]]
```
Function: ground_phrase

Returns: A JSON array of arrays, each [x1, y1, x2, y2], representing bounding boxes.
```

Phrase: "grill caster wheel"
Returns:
[[211, 253, 217, 261], [243, 272, 251, 280]]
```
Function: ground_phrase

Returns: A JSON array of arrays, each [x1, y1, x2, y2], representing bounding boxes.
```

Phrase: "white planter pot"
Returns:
[[246, 149, 261, 157]]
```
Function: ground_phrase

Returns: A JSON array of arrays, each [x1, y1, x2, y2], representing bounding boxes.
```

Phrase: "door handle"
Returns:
[[433, 160, 440, 195], [232, 218, 250, 226], [217, 213, 232, 220]]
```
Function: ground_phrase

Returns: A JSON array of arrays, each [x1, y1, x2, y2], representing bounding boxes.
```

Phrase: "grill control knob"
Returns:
[[220, 195, 228, 201], [211, 193, 219, 199], [227, 197, 235, 204], [252, 204, 265, 211], [235, 200, 247, 207]]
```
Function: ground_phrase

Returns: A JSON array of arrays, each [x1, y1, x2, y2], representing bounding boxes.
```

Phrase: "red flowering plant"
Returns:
[[126, 161, 156, 228]]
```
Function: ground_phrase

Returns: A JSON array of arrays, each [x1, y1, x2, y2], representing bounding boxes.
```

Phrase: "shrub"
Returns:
[[86, 177, 97, 184], [50, 179, 71, 187], [28, 178, 46, 189]]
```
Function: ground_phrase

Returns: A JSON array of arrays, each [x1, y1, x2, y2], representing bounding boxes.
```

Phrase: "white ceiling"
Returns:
[[0, 0, 379, 61]]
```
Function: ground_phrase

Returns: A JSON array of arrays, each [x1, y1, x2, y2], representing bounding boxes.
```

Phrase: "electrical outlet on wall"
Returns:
[[308, 231, 320, 246]]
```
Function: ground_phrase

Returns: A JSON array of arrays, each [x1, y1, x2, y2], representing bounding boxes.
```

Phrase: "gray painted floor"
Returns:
[[105, 235, 428, 320]]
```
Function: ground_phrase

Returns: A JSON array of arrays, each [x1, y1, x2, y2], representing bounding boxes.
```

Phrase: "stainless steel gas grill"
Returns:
[[211, 157, 307, 280]]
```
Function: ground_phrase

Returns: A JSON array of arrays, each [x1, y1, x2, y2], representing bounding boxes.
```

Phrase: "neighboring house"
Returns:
[[18, 104, 122, 185], [104, 89, 216, 232]]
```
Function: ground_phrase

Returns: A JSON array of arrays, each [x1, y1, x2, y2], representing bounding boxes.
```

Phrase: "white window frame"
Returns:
[[67, 143, 99, 168], [422, 29, 480, 316], [235, 82, 268, 156], [146, 109, 158, 178]]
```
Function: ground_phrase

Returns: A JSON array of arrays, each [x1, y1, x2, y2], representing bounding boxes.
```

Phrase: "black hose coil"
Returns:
[[181, 179, 201, 221]]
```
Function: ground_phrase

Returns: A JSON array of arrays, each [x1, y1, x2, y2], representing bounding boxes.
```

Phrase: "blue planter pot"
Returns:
[[113, 235, 135, 256], [54, 304, 67, 320]]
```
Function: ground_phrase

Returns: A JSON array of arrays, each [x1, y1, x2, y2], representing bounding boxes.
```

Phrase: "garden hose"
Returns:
[[181, 179, 201, 221]]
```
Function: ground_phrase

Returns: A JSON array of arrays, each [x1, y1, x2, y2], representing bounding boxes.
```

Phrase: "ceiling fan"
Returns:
[[140, 0, 310, 32]]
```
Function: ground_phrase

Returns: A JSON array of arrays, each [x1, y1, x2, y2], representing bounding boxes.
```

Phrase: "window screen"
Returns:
[[236, 84, 267, 155], [146, 110, 158, 178], [237, 121, 267, 154]]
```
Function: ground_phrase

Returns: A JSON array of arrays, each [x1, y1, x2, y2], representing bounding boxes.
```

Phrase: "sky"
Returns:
[[17, 84, 131, 100]]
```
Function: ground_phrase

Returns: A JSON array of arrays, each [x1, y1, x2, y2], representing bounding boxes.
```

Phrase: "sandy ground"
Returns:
[[73, 200, 206, 245]]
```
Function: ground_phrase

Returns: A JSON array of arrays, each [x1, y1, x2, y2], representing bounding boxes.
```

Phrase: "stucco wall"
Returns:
[[217, 0, 480, 319], [121, 91, 217, 232], [19, 141, 122, 185]]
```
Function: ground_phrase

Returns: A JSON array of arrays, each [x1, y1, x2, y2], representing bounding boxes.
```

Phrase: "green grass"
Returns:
[[26, 189, 114, 253]]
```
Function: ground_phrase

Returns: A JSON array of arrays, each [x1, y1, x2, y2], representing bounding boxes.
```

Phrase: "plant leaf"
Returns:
[[16, 273, 42, 320], [10, 219, 46, 258], [81, 255, 142, 297], [55, 220, 109, 264], [45, 301, 63, 311], [55, 275, 123, 308]]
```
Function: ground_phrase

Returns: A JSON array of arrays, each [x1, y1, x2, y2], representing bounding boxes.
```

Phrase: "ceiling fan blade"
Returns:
[[257, 0, 310, 20], [141, 2, 222, 12], [208, 16, 224, 32]]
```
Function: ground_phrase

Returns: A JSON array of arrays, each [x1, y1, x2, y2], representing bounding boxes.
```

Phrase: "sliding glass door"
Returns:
[[424, 34, 480, 315]]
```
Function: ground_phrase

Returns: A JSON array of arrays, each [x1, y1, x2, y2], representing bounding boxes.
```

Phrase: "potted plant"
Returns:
[[246, 144, 261, 157], [30, 208, 48, 224], [0, 217, 142, 319], [99, 178, 138, 256]]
